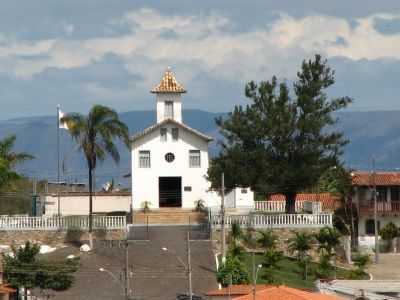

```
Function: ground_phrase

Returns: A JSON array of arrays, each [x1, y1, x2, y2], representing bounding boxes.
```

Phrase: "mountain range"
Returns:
[[0, 109, 399, 186]]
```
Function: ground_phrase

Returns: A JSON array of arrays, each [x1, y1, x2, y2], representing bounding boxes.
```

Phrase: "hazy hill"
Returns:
[[0, 109, 399, 186]]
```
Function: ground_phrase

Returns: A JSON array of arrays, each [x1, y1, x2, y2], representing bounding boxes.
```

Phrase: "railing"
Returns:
[[211, 213, 332, 229], [254, 201, 322, 213], [360, 201, 400, 213], [0, 215, 126, 231]]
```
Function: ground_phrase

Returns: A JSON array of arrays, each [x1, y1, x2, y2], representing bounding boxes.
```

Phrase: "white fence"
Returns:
[[0, 215, 126, 231], [211, 213, 332, 229], [254, 201, 322, 214]]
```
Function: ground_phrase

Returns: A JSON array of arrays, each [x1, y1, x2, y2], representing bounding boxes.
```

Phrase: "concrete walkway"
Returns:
[[367, 253, 400, 280]]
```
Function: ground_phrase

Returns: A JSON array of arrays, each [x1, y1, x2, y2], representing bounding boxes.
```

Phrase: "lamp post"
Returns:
[[252, 252, 262, 300], [99, 267, 131, 299], [162, 232, 192, 300]]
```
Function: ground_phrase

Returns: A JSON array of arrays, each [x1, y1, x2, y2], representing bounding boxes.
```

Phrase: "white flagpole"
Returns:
[[57, 104, 61, 216]]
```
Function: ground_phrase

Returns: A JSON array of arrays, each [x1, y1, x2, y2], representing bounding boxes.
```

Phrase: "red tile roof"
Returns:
[[267, 193, 338, 210], [151, 68, 186, 93], [351, 171, 400, 186], [206, 285, 271, 296], [233, 285, 342, 300]]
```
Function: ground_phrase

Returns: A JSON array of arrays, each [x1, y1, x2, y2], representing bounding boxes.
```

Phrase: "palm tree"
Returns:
[[61, 105, 129, 246], [288, 231, 314, 279], [0, 135, 33, 188], [257, 229, 278, 250], [230, 222, 243, 243]]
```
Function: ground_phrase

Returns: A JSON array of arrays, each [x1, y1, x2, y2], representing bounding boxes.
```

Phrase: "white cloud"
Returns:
[[1, 8, 400, 84]]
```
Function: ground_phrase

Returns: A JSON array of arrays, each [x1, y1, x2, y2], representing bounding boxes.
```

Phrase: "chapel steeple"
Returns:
[[151, 68, 185, 123]]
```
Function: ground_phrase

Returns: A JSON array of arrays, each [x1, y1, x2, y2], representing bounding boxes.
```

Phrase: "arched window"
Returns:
[[365, 219, 380, 235]]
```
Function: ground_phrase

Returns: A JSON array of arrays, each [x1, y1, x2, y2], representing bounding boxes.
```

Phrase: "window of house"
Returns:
[[241, 188, 248, 194], [365, 219, 380, 235], [160, 128, 167, 142], [164, 101, 174, 119], [391, 187, 400, 201], [139, 150, 151, 168], [377, 187, 387, 202], [172, 128, 179, 141], [189, 150, 201, 167], [165, 152, 175, 163]]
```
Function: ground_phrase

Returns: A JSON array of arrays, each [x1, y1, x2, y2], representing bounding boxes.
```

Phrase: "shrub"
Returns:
[[379, 222, 398, 241], [217, 255, 249, 287], [316, 253, 333, 279], [257, 229, 278, 250]]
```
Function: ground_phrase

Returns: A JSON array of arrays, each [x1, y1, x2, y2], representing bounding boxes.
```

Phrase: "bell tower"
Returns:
[[151, 68, 186, 123]]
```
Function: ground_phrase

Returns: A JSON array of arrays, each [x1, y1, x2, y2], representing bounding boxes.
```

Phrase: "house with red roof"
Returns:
[[351, 171, 400, 241]]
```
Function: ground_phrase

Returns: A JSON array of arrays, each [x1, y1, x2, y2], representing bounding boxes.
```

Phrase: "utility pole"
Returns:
[[125, 241, 131, 300], [221, 172, 226, 263], [57, 105, 61, 217], [187, 231, 193, 300], [252, 252, 256, 300], [372, 157, 379, 264]]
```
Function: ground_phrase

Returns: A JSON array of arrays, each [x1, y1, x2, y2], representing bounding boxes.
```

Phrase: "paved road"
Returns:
[[367, 253, 400, 280], [41, 226, 217, 300]]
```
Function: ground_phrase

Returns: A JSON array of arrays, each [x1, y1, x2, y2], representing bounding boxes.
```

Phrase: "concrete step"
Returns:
[[133, 209, 208, 224]]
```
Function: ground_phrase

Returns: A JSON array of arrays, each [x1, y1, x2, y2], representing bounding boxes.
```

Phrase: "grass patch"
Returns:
[[242, 253, 368, 289]]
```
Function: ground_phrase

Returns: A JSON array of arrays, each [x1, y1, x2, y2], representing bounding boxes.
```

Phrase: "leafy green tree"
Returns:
[[315, 226, 341, 256], [379, 222, 399, 252], [262, 249, 283, 283], [217, 255, 249, 287], [227, 241, 245, 260], [230, 222, 243, 243], [288, 231, 314, 279], [3, 242, 39, 299], [319, 166, 358, 248], [257, 229, 278, 250], [351, 253, 371, 278], [61, 105, 129, 246], [208, 55, 351, 213], [315, 226, 341, 277], [3, 241, 79, 300], [0, 135, 33, 189]]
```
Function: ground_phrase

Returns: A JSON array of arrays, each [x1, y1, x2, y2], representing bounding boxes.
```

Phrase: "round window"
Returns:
[[165, 152, 175, 163]]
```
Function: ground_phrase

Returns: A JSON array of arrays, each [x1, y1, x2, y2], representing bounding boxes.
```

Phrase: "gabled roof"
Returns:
[[234, 285, 342, 300], [130, 119, 213, 142], [351, 171, 400, 186], [151, 68, 186, 93]]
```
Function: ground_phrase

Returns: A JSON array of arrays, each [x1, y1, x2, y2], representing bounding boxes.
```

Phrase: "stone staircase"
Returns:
[[132, 208, 208, 225]]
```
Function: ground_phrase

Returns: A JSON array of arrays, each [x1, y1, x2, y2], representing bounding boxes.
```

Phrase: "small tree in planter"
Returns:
[[379, 222, 399, 253], [217, 255, 249, 287], [141, 201, 152, 213], [194, 199, 206, 212]]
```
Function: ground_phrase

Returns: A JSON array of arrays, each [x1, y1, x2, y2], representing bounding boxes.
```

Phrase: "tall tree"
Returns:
[[61, 105, 129, 246], [208, 55, 351, 213], [0, 135, 33, 189], [3, 241, 78, 299]]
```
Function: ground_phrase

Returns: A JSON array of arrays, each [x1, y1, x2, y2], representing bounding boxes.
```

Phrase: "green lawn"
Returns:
[[242, 253, 368, 289]]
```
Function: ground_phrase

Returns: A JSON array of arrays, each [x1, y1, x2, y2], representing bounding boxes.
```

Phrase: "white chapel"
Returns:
[[130, 69, 254, 211]]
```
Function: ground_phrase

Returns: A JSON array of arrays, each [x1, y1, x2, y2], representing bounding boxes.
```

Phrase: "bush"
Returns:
[[379, 222, 398, 241], [217, 256, 249, 287], [316, 253, 333, 279], [257, 229, 278, 250]]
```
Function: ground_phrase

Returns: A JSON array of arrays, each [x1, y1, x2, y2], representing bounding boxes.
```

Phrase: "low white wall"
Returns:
[[205, 187, 254, 213], [42, 193, 131, 216]]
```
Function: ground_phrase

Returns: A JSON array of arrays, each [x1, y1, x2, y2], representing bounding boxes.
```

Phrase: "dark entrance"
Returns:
[[159, 177, 182, 207]]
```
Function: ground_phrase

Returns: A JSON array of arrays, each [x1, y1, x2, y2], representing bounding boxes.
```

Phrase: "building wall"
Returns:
[[131, 123, 210, 209], [156, 93, 182, 123], [43, 193, 131, 216]]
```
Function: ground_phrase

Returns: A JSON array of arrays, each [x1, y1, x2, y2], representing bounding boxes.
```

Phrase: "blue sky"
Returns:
[[0, 0, 400, 119]]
